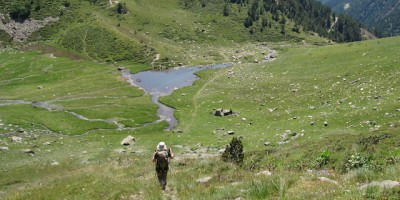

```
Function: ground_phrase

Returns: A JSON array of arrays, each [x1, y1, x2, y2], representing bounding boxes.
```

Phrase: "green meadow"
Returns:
[[0, 35, 399, 199]]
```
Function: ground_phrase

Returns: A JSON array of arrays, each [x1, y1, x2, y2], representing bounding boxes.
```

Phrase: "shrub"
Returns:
[[314, 150, 331, 169], [345, 153, 371, 171], [222, 137, 244, 165]]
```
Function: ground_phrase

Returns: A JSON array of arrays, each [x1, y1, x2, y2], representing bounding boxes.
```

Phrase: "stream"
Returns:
[[126, 63, 232, 130]]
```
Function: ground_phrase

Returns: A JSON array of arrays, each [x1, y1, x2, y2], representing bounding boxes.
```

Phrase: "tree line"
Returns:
[[225, 0, 362, 42]]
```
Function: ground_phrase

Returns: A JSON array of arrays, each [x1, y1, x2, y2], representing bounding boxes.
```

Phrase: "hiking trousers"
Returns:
[[156, 168, 168, 189]]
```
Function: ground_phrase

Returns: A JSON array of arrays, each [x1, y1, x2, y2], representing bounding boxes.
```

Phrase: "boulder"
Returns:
[[121, 135, 136, 146], [214, 108, 234, 116]]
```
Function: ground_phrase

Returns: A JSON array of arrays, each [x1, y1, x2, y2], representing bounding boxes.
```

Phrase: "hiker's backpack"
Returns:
[[156, 150, 169, 169]]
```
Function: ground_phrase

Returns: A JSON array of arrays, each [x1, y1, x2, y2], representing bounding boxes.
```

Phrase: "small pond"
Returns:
[[127, 63, 232, 130]]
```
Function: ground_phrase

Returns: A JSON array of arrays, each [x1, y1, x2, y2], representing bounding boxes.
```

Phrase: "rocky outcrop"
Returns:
[[0, 16, 59, 42]]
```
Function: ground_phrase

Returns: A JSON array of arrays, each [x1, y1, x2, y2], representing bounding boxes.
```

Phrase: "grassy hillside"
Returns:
[[1, 35, 399, 199], [1, 0, 333, 68]]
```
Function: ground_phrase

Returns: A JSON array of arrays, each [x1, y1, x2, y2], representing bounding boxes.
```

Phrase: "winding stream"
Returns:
[[126, 63, 232, 130]]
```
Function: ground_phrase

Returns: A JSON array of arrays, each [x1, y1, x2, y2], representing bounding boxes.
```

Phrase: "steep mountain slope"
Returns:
[[318, 0, 400, 37]]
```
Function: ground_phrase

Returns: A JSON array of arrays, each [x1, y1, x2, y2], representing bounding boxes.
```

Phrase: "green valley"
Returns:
[[0, 0, 399, 199]]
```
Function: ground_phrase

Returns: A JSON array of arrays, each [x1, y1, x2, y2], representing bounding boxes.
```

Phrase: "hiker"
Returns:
[[152, 142, 174, 190]]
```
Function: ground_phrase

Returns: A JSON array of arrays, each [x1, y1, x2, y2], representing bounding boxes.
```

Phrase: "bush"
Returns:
[[222, 137, 244, 165], [314, 150, 331, 169]]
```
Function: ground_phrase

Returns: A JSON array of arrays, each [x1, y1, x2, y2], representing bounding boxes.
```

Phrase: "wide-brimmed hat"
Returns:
[[157, 142, 167, 151]]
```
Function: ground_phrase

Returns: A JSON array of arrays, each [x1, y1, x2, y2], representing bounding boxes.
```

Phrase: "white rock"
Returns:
[[359, 180, 400, 190], [196, 176, 212, 183], [11, 136, 23, 142], [121, 135, 135, 146], [318, 177, 338, 185], [256, 170, 272, 176]]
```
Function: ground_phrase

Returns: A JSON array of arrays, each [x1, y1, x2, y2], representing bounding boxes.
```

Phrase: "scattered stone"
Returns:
[[0, 146, 9, 151], [196, 176, 212, 183], [114, 148, 127, 153], [121, 135, 135, 146], [263, 142, 271, 146], [256, 170, 272, 176], [281, 130, 291, 141], [173, 145, 184, 149], [324, 121, 328, 127], [310, 121, 315, 125], [318, 177, 338, 185], [11, 136, 22, 142], [22, 149, 35, 154], [359, 180, 400, 190], [135, 78, 141, 82], [51, 161, 59, 166], [18, 128, 25, 133], [117, 66, 125, 71], [227, 131, 235, 135], [278, 141, 288, 145], [309, 106, 316, 110], [38, 86, 43, 89], [396, 109, 400, 112], [43, 141, 52, 146]]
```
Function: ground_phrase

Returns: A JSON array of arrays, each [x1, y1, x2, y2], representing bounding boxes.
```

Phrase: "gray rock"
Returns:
[[263, 142, 271, 146], [121, 135, 135, 146], [196, 176, 212, 183], [359, 180, 400, 190], [395, 109, 400, 112], [324, 121, 328, 127], [310, 121, 315, 125]]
